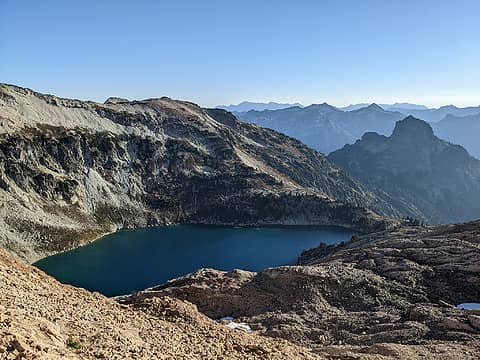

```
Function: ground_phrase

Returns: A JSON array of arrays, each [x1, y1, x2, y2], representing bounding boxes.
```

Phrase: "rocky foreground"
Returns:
[[0, 246, 321, 359], [4, 238, 474, 360], [119, 221, 480, 359]]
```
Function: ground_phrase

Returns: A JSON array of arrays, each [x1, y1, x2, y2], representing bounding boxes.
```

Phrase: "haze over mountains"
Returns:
[[217, 101, 304, 112], [341, 103, 429, 112], [433, 113, 480, 159], [233, 101, 480, 157], [236, 103, 406, 154], [220, 101, 480, 120]]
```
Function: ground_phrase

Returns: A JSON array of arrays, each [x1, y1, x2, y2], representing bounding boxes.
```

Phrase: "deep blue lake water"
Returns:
[[34, 225, 352, 296]]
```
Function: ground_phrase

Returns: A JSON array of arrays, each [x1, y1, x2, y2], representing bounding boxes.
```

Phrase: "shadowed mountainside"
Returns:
[[328, 117, 480, 224], [433, 113, 480, 159]]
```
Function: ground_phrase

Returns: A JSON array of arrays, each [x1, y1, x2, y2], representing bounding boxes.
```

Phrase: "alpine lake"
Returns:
[[35, 225, 352, 296]]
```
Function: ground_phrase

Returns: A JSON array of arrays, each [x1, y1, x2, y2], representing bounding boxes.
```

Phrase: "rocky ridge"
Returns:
[[0, 84, 398, 262]]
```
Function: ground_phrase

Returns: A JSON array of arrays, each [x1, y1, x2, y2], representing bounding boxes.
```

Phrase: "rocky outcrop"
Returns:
[[328, 116, 480, 224], [119, 221, 480, 358], [0, 84, 399, 261]]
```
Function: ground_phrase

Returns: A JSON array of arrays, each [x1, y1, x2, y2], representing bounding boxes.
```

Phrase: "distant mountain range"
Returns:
[[235, 103, 405, 154], [233, 102, 480, 155], [343, 103, 480, 122], [329, 117, 480, 224], [217, 101, 304, 112], [341, 103, 429, 112], [234, 102, 480, 224], [399, 105, 480, 123], [219, 101, 480, 121]]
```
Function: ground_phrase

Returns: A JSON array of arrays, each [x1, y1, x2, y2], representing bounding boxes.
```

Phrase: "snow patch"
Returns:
[[218, 317, 252, 333]]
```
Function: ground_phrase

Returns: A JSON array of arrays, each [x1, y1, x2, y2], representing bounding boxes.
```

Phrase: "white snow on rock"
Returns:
[[218, 317, 252, 332], [226, 322, 252, 332]]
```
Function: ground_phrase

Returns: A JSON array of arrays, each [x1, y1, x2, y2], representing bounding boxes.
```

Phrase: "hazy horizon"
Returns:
[[2, 82, 477, 111], [1, 0, 479, 108]]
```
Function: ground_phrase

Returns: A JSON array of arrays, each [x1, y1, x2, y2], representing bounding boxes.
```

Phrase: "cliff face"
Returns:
[[0, 84, 398, 261], [328, 116, 480, 224]]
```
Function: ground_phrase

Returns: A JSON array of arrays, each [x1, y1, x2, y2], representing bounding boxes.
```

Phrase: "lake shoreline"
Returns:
[[30, 220, 358, 264], [34, 225, 353, 297]]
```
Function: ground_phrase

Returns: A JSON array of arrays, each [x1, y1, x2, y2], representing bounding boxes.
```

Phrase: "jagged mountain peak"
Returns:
[[391, 116, 434, 139], [365, 103, 384, 111], [437, 104, 459, 111], [350, 103, 386, 114], [236, 100, 406, 154], [360, 131, 388, 142]]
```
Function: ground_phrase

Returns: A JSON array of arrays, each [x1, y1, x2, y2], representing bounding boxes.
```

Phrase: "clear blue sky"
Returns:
[[1, 0, 479, 107]]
